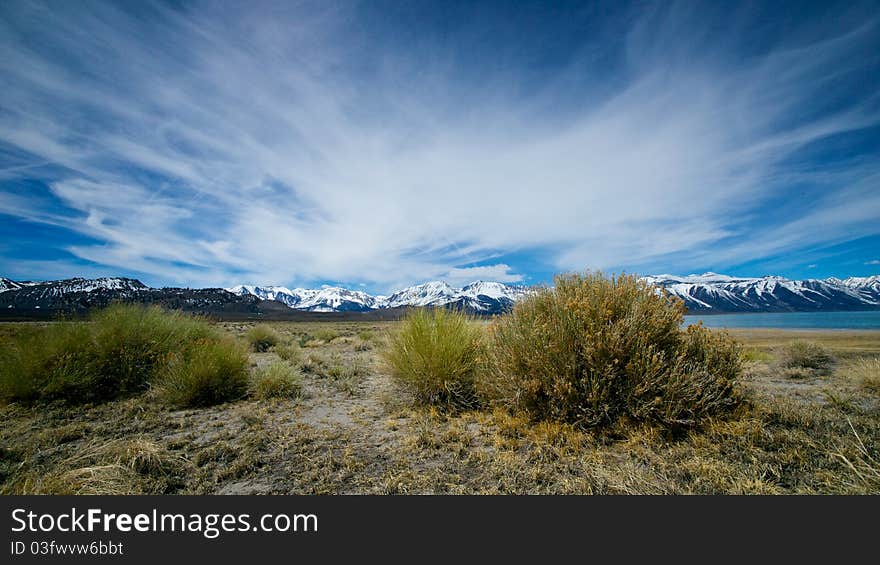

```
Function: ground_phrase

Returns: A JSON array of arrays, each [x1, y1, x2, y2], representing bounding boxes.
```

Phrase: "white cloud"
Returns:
[[866, 260, 880, 265], [443, 265, 524, 287], [0, 2, 878, 290]]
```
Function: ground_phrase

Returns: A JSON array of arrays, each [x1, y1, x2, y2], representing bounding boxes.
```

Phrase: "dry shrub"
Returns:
[[775, 340, 834, 375], [483, 272, 741, 430]]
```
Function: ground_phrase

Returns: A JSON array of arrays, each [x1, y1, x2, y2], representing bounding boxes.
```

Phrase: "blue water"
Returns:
[[683, 310, 880, 330]]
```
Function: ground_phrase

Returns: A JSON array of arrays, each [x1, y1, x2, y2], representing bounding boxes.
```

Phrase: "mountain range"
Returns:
[[642, 273, 880, 313], [227, 280, 531, 313], [0, 277, 265, 317], [1, 273, 879, 318]]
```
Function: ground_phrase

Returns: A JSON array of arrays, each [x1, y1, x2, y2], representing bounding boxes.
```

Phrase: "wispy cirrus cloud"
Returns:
[[0, 1, 878, 290]]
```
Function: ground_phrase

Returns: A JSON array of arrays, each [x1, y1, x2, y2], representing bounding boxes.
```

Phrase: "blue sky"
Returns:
[[1, 0, 879, 293]]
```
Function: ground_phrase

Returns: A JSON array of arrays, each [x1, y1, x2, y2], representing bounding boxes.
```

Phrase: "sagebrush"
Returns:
[[483, 272, 741, 429], [776, 340, 834, 375]]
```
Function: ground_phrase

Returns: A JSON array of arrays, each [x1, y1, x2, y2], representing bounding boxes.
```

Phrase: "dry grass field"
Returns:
[[1, 320, 878, 494]]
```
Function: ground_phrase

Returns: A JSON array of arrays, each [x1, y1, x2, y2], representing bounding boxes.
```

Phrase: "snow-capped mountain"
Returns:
[[385, 281, 461, 308], [231, 280, 529, 313], [0, 277, 148, 306], [228, 285, 385, 312], [2, 273, 879, 317], [642, 272, 880, 312], [0, 277, 261, 316], [456, 281, 533, 312], [839, 275, 880, 295], [0, 278, 27, 293], [38, 277, 148, 295]]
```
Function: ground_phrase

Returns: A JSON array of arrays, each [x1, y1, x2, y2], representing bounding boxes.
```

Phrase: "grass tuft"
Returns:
[[383, 308, 483, 409], [0, 304, 222, 404], [274, 343, 302, 365], [39, 465, 139, 495], [840, 356, 880, 394], [312, 328, 340, 343], [251, 362, 303, 399], [75, 437, 184, 476], [829, 418, 880, 491], [8, 436, 186, 495], [156, 338, 250, 407], [246, 324, 281, 352], [775, 340, 835, 375]]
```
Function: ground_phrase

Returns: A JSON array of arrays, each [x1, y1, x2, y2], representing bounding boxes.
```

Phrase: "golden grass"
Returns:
[[383, 308, 484, 409], [251, 361, 303, 399], [246, 324, 281, 352], [828, 418, 880, 491], [839, 357, 880, 394], [727, 329, 880, 358], [6, 436, 186, 495], [274, 342, 303, 364]]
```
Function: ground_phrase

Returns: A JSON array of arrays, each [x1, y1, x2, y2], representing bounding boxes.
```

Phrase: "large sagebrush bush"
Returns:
[[383, 308, 484, 409], [482, 272, 741, 430]]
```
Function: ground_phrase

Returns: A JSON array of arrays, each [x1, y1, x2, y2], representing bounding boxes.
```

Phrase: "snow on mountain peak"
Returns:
[[385, 280, 458, 308], [642, 272, 880, 311], [226, 279, 530, 312], [3, 272, 879, 315], [222, 273, 880, 313], [0, 278, 25, 293], [226, 284, 385, 312], [52, 277, 147, 293]]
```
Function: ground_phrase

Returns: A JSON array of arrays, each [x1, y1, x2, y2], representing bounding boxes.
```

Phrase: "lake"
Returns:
[[683, 310, 880, 330]]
